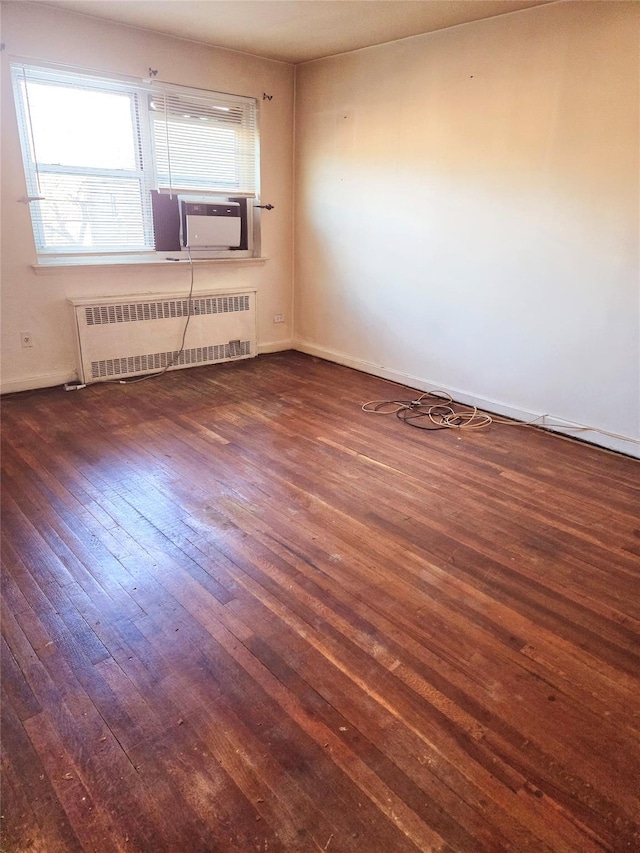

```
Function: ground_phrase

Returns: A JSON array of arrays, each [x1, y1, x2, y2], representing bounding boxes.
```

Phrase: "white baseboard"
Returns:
[[292, 339, 640, 459], [258, 339, 293, 354], [0, 346, 293, 394], [1, 369, 77, 395]]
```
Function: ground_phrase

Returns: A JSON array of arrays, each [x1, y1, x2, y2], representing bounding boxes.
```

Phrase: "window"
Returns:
[[10, 62, 259, 259]]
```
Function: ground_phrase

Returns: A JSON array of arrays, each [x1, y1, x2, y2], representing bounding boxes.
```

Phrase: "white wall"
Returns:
[[294, 1, 640, 456], [0, 2, 295, 393]]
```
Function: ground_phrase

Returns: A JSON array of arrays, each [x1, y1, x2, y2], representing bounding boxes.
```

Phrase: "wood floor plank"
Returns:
[[2, 352, 639, 852], [1, 685, 84, 853], [0, 634, 42, 721]]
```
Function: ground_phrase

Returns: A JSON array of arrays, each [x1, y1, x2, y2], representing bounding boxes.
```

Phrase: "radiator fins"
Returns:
[[90, 340, 251, 379], [85, 295, 250, 326]]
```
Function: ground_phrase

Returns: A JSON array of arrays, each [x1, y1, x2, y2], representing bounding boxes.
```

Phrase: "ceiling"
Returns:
[[38, 0, 555, 64]]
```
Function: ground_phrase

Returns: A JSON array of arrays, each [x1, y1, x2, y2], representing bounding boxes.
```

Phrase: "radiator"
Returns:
[[69, 290, 256, 384]]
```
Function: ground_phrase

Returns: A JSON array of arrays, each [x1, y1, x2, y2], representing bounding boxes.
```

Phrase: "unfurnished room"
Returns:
[[1, 1, 639, 851]]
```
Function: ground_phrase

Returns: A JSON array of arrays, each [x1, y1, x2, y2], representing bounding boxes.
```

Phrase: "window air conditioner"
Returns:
[[181, 199, 242, 250]]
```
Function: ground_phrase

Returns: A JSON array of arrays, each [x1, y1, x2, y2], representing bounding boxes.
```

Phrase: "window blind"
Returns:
[[150, 85, 258, 196], [10, 63, 155, 254]]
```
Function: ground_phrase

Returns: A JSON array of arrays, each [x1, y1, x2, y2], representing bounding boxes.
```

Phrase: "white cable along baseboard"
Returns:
[[1, 341, 290, 395], [1, 370, 77, 395], [292, 338, 640, 459]]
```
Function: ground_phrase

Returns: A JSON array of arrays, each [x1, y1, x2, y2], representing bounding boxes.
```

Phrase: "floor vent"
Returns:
[[70, 291, 256, 384]]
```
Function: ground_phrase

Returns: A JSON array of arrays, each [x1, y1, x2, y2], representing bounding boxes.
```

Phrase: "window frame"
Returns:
[[10, 60, 261, 262]]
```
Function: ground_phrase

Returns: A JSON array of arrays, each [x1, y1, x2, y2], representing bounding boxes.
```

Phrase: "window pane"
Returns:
[[37, 173, 148, 251], [25, 82, 138, 170]]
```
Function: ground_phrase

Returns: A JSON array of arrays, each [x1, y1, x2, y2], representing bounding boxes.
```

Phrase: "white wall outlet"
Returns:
[[273, 313, 285, 324], [20, 330, 33, 348]]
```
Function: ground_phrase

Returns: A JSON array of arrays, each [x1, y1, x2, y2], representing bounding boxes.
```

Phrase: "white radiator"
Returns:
[[69, 290, 256, 384]]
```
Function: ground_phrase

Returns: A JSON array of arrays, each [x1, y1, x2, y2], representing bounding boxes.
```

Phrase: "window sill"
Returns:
[[32, 255, 269, 275]]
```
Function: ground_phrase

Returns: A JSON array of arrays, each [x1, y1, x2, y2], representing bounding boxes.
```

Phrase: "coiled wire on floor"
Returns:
[[362, 390, 493, 431]]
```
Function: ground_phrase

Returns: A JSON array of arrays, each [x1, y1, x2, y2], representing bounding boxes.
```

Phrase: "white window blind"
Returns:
[[150, 86, 258, 196], [10, 63, 155, 254]]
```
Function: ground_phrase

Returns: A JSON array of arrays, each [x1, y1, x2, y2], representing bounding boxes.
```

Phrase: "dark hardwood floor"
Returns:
[[1, 351, 639, 853]]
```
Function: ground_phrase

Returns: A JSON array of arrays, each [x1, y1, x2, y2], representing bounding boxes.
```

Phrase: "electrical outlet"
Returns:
[[20, 331, 33, 348], [274, 313, 285, 324]]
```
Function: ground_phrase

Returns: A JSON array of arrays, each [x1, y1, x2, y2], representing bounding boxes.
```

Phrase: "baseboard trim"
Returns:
[[1, 370, 77, 396], [292, 339, 640, 459], [0, 346, 292, 395], [258, 340, 293, 355]]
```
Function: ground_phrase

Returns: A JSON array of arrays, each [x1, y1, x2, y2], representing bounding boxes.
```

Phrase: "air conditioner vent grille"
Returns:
[[85, 294, 250, 326], [90, 340, 251, 379]]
